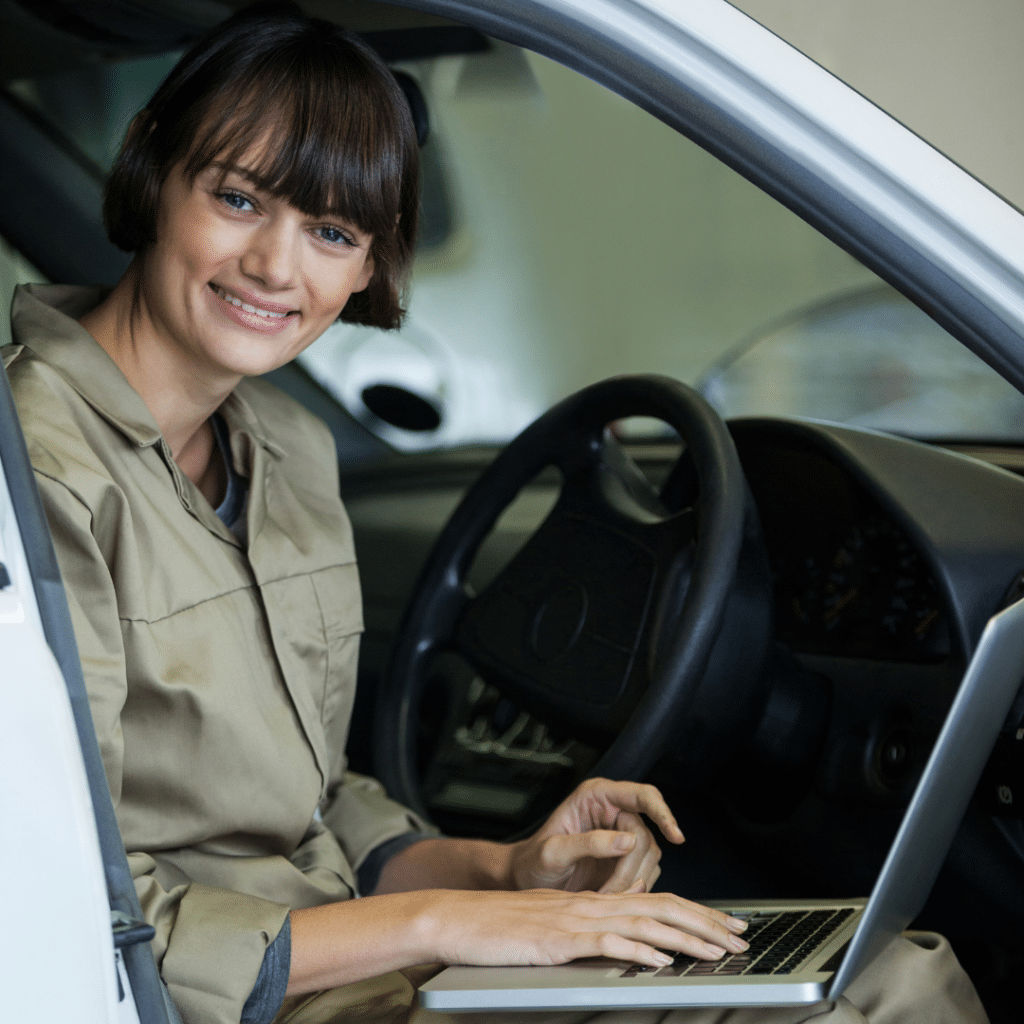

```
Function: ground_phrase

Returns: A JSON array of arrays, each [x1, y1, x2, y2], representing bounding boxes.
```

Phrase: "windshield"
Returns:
[[700, 285, 1024, 440], [6, 40, 1023, 449]]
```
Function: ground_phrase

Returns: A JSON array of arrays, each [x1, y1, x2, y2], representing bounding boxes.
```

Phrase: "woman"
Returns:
[[3, 4, 987, 1024]]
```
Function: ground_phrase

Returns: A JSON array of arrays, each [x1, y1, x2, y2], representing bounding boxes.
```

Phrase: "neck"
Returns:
[[78, 261, 241, 469]]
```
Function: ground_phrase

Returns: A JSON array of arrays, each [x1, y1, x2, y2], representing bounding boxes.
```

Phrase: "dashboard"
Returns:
[[725, 419, 1024, 666], [343, 417, 1024, 839]]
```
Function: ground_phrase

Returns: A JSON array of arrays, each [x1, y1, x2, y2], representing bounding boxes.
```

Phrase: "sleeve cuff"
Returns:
[[242, 915, 291, 1024], [321, 771, 438, 872], [356, 832, 434, 896], [160, 884, 290, 1024]]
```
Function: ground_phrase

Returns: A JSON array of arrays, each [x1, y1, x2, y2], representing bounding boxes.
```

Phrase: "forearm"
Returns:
[[372, 837, 515, 894], [286, 890, 439, 996]]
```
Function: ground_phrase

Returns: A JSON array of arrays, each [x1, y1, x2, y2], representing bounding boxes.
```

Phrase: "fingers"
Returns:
[[603, 893, 750, 958], [522, 778, 686, 895], [535, 828, 637, 885], [598, 842, 661, 895], [557, 778, 685, 846], [427, 887, 749, 972], [596, 812, 661, 894], [599, 779, 685, 845], [560, 891, 749, 963], [587, 913, 730, 962]]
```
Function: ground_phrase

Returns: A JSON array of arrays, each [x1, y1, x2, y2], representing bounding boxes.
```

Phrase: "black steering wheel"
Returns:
[[374, 375, 765, 820]]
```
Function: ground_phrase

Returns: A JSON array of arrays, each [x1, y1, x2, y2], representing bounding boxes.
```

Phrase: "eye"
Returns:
[[316, 224, 357, 248], [217, 190, 256, 213]]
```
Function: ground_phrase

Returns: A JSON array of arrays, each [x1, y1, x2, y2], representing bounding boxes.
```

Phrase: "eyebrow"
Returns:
[[210, 162, 265, 186]]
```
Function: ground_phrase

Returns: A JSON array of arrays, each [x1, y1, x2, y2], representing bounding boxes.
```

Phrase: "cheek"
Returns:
[[157, 200, 237, 278], [308, 258, 372, 319], [181, 217, 239, 275]]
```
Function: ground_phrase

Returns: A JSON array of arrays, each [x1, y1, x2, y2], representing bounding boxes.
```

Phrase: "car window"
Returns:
[[6, 39, 1023, 450], [299, 44, 1024, 448]]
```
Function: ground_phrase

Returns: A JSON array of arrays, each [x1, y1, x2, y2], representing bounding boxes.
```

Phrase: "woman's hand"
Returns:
[[287, 885, 750, 996], [415, 886, 748, 969], [507, 777, 685, 894]]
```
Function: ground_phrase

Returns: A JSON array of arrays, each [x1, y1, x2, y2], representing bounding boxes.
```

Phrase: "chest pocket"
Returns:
[[260, 562, 363, 781]]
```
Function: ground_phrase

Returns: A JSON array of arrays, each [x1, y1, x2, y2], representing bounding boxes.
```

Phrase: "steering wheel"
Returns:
[[374, 375, 765, 820]]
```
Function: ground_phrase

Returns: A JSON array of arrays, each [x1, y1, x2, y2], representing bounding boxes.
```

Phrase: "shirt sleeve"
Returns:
[[319, 770, 438, 875], [36, 471, 291, 1024]]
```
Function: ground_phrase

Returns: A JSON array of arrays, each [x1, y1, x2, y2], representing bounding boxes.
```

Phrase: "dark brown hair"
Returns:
[[104, 1, 419, 329]]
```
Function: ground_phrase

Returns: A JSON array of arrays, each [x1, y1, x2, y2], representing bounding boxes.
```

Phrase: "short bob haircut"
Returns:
[[104, 1, 419, 330]]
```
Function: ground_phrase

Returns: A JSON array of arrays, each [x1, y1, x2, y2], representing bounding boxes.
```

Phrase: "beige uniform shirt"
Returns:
[[4, 284, 429, 1024]]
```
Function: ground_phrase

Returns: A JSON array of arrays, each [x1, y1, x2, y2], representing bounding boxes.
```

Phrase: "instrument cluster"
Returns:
[[740, 440, 951, 661]]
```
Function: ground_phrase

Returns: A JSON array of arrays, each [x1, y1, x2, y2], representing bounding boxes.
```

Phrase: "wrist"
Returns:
[[464, 838, 518, 890], [505, 836, 541, 891], [377, 836, 519, 893], [397, 889, 451, 964]]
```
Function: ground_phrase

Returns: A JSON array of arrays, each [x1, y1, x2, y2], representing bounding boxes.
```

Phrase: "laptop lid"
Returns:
[[829, 594, 1024, 995]]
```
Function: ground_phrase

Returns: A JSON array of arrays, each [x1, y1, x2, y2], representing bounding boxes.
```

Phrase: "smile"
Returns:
[[212, 284, 293, 319]]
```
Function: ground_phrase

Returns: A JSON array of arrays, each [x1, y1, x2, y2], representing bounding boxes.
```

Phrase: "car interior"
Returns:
[[1, 2, 1023, 1022]]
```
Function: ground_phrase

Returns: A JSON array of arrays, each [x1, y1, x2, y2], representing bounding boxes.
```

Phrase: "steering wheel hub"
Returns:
[[530, 582, 588, 662]]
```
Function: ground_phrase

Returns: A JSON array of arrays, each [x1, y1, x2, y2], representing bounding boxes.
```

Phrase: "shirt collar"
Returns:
[[10, 283, 282, 458]]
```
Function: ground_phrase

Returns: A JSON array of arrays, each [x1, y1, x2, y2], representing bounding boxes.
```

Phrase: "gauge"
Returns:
[[741, 440, 951, 661], [776, 512, 949, 660]]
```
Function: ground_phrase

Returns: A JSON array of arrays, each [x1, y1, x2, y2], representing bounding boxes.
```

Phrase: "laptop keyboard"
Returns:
[[621, 907, 855, 980]]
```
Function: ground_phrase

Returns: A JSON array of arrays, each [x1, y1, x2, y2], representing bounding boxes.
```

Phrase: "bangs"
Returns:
[[180, 40, 411, 242]]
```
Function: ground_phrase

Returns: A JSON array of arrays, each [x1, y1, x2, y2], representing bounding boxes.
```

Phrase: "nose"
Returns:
[[239, 216, 299, 291]]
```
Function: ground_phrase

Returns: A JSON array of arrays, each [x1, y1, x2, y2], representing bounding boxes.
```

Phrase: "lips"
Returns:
[[211, 283, 295, 317], [209, 283, 297, 334]]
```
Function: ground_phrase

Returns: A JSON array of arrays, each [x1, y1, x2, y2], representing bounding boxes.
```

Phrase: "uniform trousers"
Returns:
[[272, 932, 989, 1024]]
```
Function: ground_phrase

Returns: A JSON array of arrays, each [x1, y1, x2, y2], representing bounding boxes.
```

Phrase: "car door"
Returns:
[[0, 330, 179, 1022]]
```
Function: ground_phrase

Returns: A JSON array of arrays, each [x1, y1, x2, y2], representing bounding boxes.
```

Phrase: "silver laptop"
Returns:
[[420, 596, 1024, 1011]]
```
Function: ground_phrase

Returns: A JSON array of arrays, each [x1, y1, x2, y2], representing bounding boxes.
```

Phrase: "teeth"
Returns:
[[215, 286, 288, 318]]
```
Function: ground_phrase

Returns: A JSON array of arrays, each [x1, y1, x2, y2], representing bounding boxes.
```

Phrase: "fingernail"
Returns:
[[727, 916, 748, 933], [704, 944, 726, 959], [728, 936, 749, 953], [614, 834, 635, 852], [651, 952, 672, 967]]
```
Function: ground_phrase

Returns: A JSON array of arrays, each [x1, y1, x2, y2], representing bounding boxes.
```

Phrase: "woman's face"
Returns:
[[140, 153, 375, 381]]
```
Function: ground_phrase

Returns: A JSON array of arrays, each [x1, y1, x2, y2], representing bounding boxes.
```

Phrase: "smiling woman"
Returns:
[[0, 4, 747, 1022], [69, 0, 417, 505], [100, 4, 418, 331]]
